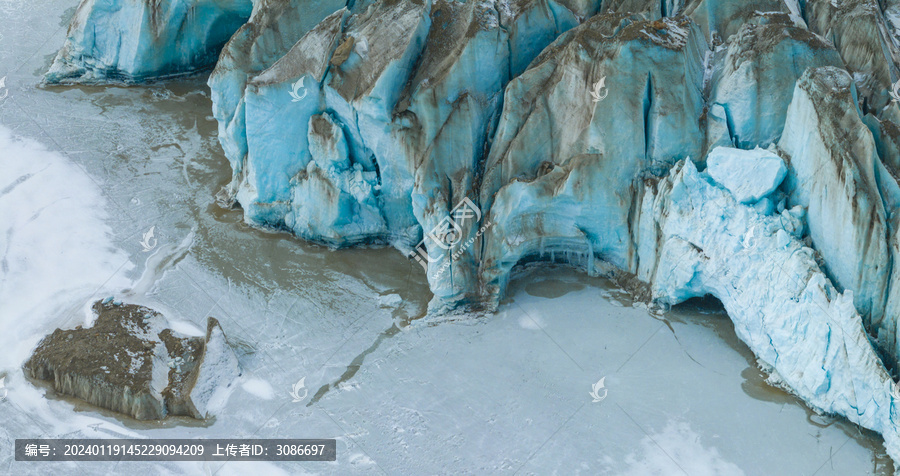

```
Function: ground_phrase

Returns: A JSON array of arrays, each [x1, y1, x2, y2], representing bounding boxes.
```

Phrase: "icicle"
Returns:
[[587, 240, 594, 275]]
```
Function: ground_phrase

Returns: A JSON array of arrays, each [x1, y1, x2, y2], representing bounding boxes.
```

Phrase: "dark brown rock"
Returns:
[[24, 300, 239, 421]]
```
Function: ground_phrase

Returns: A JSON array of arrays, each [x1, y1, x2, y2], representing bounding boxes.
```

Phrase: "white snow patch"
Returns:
[[617, 420, 744, 476], [241, 377, 275, 400], [167, 318, 205, 337], [378, 293, 402, 308], [189, 322, 242, 417], [517, 312, 545, 330], [0, 125, 132, 370]]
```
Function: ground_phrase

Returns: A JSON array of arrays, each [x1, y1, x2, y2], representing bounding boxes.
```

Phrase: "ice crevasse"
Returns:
[[43, 0, 900, 468]]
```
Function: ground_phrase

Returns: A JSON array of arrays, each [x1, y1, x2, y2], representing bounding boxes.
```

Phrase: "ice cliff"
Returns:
[[44, 0, 253, 83], [45, 0, 900, 468], [645, 157, 900, 460]]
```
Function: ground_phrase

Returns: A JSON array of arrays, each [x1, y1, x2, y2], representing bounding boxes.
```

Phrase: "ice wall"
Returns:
[[208, 0, 609, 310], [44, 0, 253, 83], [779, 67, 892, 352], [207, 0, 350, 203], [479, 14, 707, 304], [804, 0, 900, 113], [640, 157, 900, 464]]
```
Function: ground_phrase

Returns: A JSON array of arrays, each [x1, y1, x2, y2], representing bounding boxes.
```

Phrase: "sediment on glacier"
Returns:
[[23, 300, 241, 420], [478, 13, 707, 305], [803, 0, 900, 114], [208, 0, 350, 205], [207, 0, 623, 309]]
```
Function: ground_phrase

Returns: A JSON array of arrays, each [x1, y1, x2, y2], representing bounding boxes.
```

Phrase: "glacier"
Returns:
[[41, 0, 900, 470], [644, 157, 900, 458], [44, 0, 253, 83]]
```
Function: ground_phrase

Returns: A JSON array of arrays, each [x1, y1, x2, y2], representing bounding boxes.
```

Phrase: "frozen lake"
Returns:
[[0, 0, 893, 474]]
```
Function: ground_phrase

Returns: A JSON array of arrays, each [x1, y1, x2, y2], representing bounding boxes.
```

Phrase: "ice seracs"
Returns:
[[44, 0, 253, 84], [779, 67, 892, 354], [705, 146, 786, 204], [639, 158, 900, 460], [479, 14, 708, 308], [209, 0, 349, 210], [707, 20, 841, 149], [283, 112, 387, 245]]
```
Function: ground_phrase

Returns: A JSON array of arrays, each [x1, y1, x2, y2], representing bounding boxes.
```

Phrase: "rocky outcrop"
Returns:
[[24, 300, 240, 420]]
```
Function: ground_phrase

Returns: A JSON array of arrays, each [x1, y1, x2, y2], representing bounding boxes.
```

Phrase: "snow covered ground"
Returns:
[[0, 1, 894, 475]]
